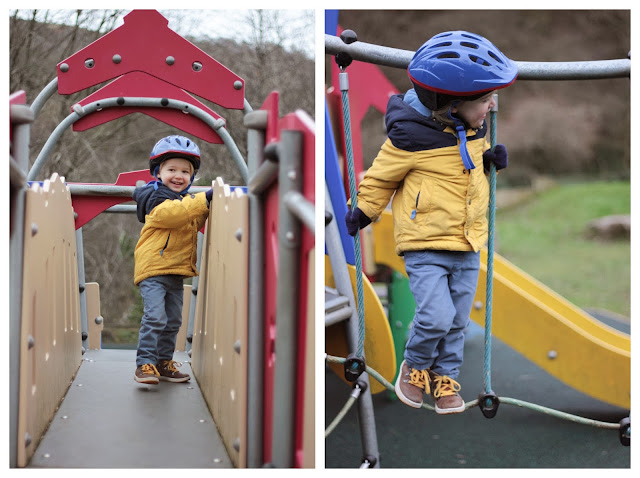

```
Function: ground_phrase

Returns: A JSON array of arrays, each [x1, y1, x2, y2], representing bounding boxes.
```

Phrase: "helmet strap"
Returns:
[[455, 124, 476, 170]]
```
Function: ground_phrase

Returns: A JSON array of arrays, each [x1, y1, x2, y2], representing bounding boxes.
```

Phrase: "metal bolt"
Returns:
[[233, 340, 241, 354], [112, 54, 122, 64], [287, 170, 297, 181], [234, 228, 242, 242], [547, 350, 558, 360], [192, 61, 203, 71], [473, 300, 483, 310], [166, 56, 175, 65], [84, 58, 95, 69], [25, 433, 32, 447], [233, 437, 241, 452], [233, 80, 243, 90], [27, 335, 34, 349], [60, 63, 69, 72], [95, 316, 103, 325], [31, 223, 38, 236], [285, 231, 295, 242]]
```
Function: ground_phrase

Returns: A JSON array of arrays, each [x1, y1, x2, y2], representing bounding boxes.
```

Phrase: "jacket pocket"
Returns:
[[159, 233, 171, 257], [411, 180, 432, 221]]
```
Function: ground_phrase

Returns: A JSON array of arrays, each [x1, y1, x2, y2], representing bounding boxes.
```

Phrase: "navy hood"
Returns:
[[384, 92, 486, 153], [133, 181, 186, 223]]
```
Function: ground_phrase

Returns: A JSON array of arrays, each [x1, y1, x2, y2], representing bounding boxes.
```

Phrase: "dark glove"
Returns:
[[344, 207, 372, 236], [483, 144, 508, 173], [205, 188, 213, 204]]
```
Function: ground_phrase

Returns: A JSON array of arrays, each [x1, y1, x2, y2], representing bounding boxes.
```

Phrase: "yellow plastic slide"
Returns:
[[372, 210, 630, 409]]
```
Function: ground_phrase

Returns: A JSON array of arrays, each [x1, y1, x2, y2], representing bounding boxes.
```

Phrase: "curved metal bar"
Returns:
[[30, 77, 59, 118], [27, 96, 249, 183], [325, 34, 631, 80]]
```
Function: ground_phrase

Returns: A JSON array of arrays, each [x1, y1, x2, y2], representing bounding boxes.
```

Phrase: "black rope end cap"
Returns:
[[619, 416, 630, 446], [478, 391, 500, 419], [344, 353, 366, 382]]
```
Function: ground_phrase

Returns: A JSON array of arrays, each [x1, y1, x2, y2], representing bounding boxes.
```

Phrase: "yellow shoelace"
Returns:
[[141, 363, 159, 376], [432, 375, 461, 398], [408, 368, 431, 394], [162, 360, 182, 373]]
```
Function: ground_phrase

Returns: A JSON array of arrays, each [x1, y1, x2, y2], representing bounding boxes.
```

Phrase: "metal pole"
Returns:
[[244, 108, 267, 467], [27, 97, 249, 183], [325, 34, 631, 80], [270, 130, 303, 468], [324, 183, 380, 468]]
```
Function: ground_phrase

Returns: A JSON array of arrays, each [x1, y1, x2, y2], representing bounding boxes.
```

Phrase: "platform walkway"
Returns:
[[27, 350, 232, 468]]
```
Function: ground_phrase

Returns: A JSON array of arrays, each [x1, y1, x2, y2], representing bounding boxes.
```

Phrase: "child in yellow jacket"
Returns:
[[345, 31, 517, 413], [132, 135, 212, 385]]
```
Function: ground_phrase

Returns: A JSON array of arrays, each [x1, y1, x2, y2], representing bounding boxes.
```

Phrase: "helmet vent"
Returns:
[[488, 50, 504, 64], [461, 33, 482, 41], [469, 55, 490, 66], [460, 41, 479, 50], [430, 41, 452, 49], [437, 52, 460, 60]]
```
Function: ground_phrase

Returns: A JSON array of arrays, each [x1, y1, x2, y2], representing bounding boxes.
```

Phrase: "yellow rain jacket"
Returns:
[[355, 93, 491, 255], [133, 184, 209, 285]]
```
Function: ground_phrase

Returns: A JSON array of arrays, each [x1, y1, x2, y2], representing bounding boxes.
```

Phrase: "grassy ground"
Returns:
[[495, 180, 630, 318]]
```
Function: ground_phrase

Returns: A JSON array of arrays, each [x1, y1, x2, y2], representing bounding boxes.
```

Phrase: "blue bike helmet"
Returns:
[[149, 135, 201, 178], [408, 31, 518, 110]]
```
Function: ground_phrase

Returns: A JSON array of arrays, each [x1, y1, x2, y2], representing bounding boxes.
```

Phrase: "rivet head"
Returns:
[[234, 228, 242, 242], [112, 54, 122, 64], [60, 63, 69, 72], [25, 433, 32, 447], [286, 231, 295, 241], [233, 80, 243, 90], [287, 170, 297, 181], [473, 300, 483, 310], [192, 61, 202, 72], [31, 223, 38, 236], [84, 58, 95, 69], [27, 335, 34, 349], [94, 316, 103, 325], [166, 56, 175, 65], [547, 350, 558, 360]]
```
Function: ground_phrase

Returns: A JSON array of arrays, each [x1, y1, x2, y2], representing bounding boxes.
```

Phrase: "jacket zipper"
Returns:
[[410, 192, 420, 220], [160, 233, 171, 256]]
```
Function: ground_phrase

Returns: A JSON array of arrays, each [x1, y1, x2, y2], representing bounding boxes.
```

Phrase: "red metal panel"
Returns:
[[57, 10, 245, 109], [278, 111, 314, 469], [70, 169, 153, 229], [72, 71, 224, 144]]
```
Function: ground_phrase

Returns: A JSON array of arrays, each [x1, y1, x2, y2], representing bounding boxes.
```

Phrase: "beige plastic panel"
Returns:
[[85, 282, 103, 350], [17, 174, 83, 467], [175, 284, 191, 352], [191, 178, 248, 468]]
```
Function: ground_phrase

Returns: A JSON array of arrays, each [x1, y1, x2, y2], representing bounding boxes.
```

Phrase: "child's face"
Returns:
[[451, 92, 496, 129], [157, 158, 193, 193]]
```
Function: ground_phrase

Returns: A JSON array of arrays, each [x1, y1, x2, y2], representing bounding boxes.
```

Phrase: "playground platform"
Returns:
[[27, 350, 232, 468], [325, 315, 630, 468]]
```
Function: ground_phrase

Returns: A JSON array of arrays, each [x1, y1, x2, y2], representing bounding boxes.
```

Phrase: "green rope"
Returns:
[[340, 71, 366, 358], [325, 354, 622, 430], [484, 99, 498, 395], [325, 394, 358, 438]]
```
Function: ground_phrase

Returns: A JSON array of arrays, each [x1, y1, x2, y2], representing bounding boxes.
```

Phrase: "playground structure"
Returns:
[[324, 12, 630, 468], [9, 10, 315, 468]]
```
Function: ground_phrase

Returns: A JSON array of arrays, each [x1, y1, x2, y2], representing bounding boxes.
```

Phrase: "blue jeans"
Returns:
[[136, 275, 185, 367], [403, 250, 480, 379]]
